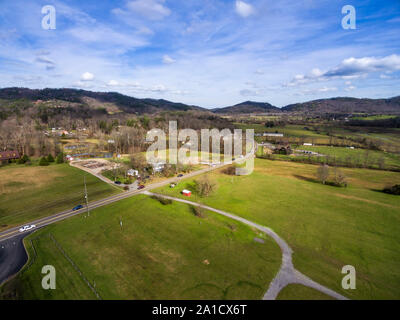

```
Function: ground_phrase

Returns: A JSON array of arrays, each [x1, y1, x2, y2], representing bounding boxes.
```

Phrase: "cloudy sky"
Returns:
[[0, 0, 399, 108]]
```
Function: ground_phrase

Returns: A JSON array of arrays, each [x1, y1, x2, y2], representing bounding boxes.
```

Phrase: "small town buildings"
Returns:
[[0, 150, 20, 163], [182, 189, 192, 197]]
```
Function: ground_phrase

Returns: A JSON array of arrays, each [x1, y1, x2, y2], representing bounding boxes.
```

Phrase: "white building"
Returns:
[[127, 169, 139, 177], [263, 133, 284, 137], [152, 162, 165, 173]]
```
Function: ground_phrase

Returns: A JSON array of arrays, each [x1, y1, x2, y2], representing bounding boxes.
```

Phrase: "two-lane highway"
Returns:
[[0, 153, 255, 242], [0, 148, 255, 286]]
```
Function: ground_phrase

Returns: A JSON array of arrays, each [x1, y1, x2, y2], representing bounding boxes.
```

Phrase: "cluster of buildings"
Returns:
[[255, 132, 285, 138], [44, 128, 71, 137]]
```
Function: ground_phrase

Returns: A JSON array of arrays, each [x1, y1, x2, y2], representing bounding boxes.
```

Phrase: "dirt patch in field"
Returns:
[[255, 161, 316, 180], [0, 166, 64, 195]]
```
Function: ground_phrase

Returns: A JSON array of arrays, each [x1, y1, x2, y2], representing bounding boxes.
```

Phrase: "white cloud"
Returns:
[[310, 68, 323, 77], [122, 0, 171, 20], [81, 72, 95, 81], [345, 85, 356, 92], [35, 55, 56, 70], [235, 1, 254, 18], [324, 54, 400, 77], [150, 84, 167, 92], [72, 81, 94, 89], [287, 54, 400, 86], [300, 86, 338, 95], [67, 26, 148, 49], [380, 74, 392, 79], [108, 80, 120, 86], [240, 89, 261, 96], [162, 55, 176, 64]]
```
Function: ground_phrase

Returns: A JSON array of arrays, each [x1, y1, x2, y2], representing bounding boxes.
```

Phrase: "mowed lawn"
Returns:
[[155, 159, 400, 299], [0, 163, 120, 231], [0, 195, 281, 300]]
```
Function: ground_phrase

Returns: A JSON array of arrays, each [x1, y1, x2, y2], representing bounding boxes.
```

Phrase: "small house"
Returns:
[[0, 150, 20, 163], [127, 169, 139, 177], [152, 162, 165, 173], [182, 189, 192, 197], [274, 144, 292, 155]]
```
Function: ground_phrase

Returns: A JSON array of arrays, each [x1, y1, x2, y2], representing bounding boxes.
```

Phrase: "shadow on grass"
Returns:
[[293, 174, 319, 184], [293, 175, 347, 188]]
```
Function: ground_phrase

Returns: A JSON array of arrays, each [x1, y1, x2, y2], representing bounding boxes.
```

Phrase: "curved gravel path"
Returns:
[[145, 191, 349, 300]]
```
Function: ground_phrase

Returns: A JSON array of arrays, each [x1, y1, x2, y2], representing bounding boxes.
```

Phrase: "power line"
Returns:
[[84, 176, 90, 217]]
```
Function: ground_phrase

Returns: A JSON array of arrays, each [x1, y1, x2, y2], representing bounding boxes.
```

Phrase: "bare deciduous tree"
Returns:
[[194, 175, 216, 197], [316, 164, 330, 185]]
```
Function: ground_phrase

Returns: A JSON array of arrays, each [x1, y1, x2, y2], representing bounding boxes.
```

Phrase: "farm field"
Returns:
[[0, 163, 120, 231], [235, 123, 328, 138], [352, 115, 398, 121], [154, 158, 400, 299], [297, 145, 400, 170], [0, 195, 281, 300], [320, 126, 400, 153]]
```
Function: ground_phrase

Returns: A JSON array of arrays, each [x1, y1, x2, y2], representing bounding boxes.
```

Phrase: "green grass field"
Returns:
[[0, 195, 281, 300], [276, 284, 334, 300], [297, 145, 400, 170], [154, 159, 400, 299], [352, 115, 398, 121], [0, 163, 120, 231], [235, 123, 328, 138]]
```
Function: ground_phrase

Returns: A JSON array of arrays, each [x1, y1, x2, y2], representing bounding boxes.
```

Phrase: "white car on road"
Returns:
[[19, 225, 36, 233]]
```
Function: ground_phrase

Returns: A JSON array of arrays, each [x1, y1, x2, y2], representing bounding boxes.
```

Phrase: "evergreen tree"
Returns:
[[39, 157, 49, 166], [56, 153, 64, 164]]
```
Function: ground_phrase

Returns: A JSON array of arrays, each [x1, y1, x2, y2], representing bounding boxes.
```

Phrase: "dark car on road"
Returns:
[[138, 185, 145, 190], [177, 174, 184, 177], [72, 205, 84, 211], [114, 181, 122, 185]]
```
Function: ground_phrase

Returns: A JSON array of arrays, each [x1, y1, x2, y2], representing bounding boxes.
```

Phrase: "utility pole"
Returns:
[[84, 176, 90, 217]]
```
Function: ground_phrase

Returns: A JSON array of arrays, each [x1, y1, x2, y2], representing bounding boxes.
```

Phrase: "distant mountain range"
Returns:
[[212, 101, 280, 114], [0, 87, 399, 115], [0, 87, 204, 114], [282, 97, 400, 114]]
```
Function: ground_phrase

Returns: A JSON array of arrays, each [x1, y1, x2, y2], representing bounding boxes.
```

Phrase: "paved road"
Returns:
[[0, 148, 255, 286], [69, 161, 124, 191], [0, 233, 31, 286], [145, 191, 349, 301], [0, 150, 255, 242]]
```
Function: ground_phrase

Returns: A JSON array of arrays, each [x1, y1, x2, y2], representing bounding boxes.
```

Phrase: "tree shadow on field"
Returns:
[[293, 174, 345, 188], [293, 174, 319, 184]]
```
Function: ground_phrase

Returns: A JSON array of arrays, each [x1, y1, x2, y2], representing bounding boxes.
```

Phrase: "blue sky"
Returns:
[[0, 0, 399, 108]]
